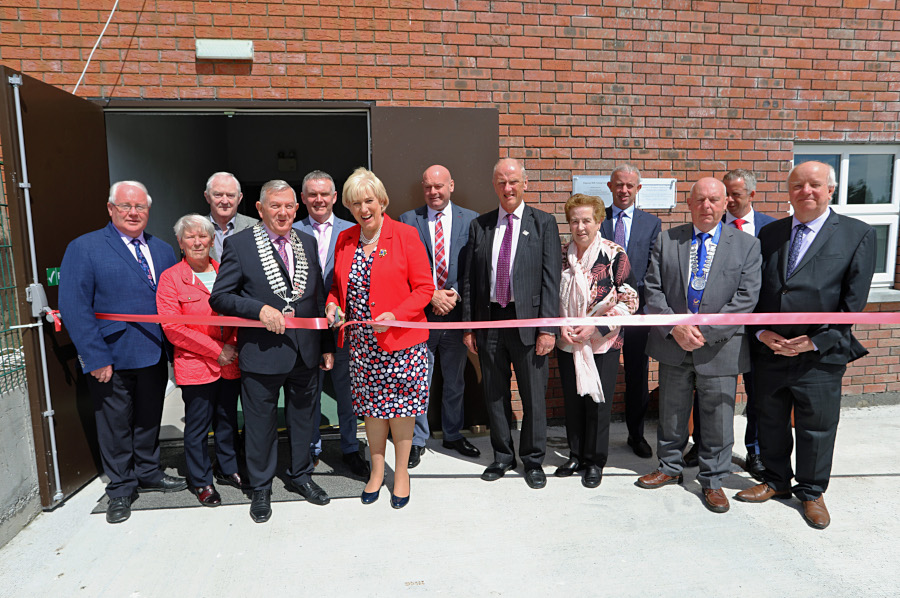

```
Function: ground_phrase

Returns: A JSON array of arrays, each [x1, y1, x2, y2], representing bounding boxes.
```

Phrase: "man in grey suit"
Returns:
[[736, 161, 876, 530], [599, 164, 662, 459], [462, 158, 561, 489], [292, 170, 369, 478], [636, 177, 761, 514], [400, 165, 481, 469], [205, 171, 258, 262]]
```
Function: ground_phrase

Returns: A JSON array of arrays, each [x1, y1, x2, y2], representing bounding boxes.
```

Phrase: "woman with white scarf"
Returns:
[[555, 194, 639, 487]]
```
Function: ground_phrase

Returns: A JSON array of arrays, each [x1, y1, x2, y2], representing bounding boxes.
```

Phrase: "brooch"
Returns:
[[379, 249, 387, 257]]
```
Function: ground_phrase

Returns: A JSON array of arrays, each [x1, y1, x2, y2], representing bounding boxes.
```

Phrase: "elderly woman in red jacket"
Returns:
[[326, 168, 434, 509], [157, 214, 242, 506]]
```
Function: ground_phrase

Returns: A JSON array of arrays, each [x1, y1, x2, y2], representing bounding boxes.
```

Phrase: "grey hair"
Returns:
[[492, 158, 527, 180], [789, 161, 837, 188], [723, 168, 757, 193], [302, 170, 336, 195], [205, 171, 242, 195], [259, 179, 297, 205], [173, 213, 215, 241], [109, 181, 152, 206], [610, 163, 642, 185]]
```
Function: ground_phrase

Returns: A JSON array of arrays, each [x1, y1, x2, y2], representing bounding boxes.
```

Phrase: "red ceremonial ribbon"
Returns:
[[85, 311, 900, 331]]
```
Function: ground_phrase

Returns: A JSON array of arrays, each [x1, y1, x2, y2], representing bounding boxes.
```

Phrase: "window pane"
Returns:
[[795, 154, 840, 204], [847, 154, 894, 205], [873, 224, 889, 274]]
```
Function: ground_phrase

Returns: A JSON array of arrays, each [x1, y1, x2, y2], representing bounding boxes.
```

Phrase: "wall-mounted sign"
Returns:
[[572, 175, 678, 210]]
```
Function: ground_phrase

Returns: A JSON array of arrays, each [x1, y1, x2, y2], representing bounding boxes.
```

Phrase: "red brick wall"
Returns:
[[3, 0, 899, 419]]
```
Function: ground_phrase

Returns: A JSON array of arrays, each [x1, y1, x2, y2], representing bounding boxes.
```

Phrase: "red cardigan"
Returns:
[[328, 215, 434, 352], [156, 259, 240, 385]]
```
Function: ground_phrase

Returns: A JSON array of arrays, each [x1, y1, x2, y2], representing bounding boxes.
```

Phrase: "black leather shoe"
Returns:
[[390, 493, 410, 509], [683, 444, 699, 468], [627, 436, 653, 459], [106, 493, 135, 524], [481, 461, 516, 481], [554, 457, 584, 478], [343, 451, 371, 478], [192, 485, 222, 507], [408, 445, 425, 469], [745, 453, 766, 481], [442, 437, 481, 458], [138, 474, 188, 493], [250, 489, 272, 523], [213, 468, 244, 489], [289, 479, 331, 506], [582, 464, 602, 488], [524, 467, 547, 489]]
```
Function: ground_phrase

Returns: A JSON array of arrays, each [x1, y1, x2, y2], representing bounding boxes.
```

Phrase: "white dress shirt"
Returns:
[[490, 201, 525, 303], [117, 230, 156, 281]]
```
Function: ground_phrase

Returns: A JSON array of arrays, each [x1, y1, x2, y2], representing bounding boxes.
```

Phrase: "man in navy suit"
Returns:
[[736, 161, 875, 529], [400, 165, 481, 468], [210, 180, 335, 523], [59, 181, 185, 524], [462, 158, 561, 489], [599, 164, 662, 459], [292, 170, 369, 478]]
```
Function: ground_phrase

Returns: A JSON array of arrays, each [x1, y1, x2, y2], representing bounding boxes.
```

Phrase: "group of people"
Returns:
[[58, 157, 874, 531]]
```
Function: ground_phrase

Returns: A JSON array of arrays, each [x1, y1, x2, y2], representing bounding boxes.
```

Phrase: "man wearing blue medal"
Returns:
[[636, 177, 761, 514]]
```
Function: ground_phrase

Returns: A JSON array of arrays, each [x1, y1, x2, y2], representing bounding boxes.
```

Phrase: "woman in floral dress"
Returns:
[[326, 168, 434, 508]]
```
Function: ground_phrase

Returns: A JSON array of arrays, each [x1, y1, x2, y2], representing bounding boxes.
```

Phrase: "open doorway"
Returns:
[[105, 110, 369, 250]]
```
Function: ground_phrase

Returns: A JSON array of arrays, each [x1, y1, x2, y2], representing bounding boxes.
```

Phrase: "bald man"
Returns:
[[400, 165, 481, 467], [636, 177, 761, 515]]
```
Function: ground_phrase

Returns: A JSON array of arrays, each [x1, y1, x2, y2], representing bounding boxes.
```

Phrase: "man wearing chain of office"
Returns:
[[210, 179, 335, 523]]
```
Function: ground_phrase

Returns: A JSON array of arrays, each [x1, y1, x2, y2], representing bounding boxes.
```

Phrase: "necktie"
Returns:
[[787, 223, 809, 278], [434, 212, 448, 289], [313, 221, 329, 267], [614, 212, 626, 248], [275, 236, 290, 275], [132, 239, 155, 290], [687, 232, 708, 314], [496, 213, 514, 307], [732, 218, 746, 231]]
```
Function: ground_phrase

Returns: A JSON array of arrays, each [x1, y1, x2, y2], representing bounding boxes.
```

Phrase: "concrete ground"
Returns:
[[1, 404, 898, 598]]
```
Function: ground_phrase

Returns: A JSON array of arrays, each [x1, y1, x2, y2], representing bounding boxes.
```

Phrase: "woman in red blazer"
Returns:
[[157, 214, 243, 507], [326, 168, 434, 509]]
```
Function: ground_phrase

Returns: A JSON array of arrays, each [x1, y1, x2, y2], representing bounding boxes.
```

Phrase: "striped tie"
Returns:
[[434, 212, 448, 289]]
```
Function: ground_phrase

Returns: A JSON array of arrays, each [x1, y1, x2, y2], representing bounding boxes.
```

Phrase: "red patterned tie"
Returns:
[[434, 212, 448, 289], [732, 218, 746, 231]]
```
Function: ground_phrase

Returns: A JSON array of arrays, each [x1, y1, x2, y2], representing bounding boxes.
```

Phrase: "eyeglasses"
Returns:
[[111, 203, 149, 213]]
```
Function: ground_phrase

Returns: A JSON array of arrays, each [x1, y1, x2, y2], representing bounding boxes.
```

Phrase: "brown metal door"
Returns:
[[370, 106, 499, 431], [0, 67, 110, 507]]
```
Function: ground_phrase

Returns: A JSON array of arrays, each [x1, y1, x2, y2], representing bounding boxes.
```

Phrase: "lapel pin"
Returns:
[[379, 249, 387, 257], [523, 230, 530, 236]]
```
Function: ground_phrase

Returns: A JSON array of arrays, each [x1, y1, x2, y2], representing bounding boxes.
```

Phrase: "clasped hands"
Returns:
[[758, 330, 815, 357], [560, 325, 593, 346]]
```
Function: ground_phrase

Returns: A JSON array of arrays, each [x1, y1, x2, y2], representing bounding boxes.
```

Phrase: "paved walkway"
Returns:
[[1, 405, 898, 597]]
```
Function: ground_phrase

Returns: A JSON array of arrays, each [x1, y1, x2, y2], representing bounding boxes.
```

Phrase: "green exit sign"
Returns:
[[46, 267, 60, 287]]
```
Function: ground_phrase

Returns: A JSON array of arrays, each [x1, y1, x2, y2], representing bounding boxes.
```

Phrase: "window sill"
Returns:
[[867, 288, 900, 304]]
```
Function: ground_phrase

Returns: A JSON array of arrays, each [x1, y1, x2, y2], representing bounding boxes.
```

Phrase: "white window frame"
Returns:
[[793, 144, 900, 287]]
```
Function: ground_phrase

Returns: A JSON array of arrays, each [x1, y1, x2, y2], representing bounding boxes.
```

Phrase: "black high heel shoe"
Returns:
[[390, 493, 409, 509], [361, 488, 380, 504]]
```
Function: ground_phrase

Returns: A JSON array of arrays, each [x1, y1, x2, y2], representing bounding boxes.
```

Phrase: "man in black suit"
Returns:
[[735, 161, 876, 530], [600, 164, 662, 459], [462, 158, 561, 489], [400, 165, 481, 468], [210, 179, 335, 523]]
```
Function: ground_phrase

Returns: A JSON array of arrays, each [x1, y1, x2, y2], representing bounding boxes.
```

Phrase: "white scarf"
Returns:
[[560, 234, 605, 403]]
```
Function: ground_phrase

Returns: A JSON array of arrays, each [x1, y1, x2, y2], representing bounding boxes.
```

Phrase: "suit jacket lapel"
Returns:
[[677, 225, 692, 300], [790, 211, 838, 278], [106, 223, 156, 289], [512, 206, 535, 279], [415, 207, 434, 261], [706, 225, 732, 288]]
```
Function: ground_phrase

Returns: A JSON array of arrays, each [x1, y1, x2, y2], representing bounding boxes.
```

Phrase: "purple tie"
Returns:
[[275, 236, 290, 274], [496, 213, 514, 307], [614, 212, 626, 249], [313, 221, 329, 267], [787, 223, 809, 278]]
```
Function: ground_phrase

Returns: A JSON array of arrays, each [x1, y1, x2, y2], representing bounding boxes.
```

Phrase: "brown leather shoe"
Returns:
[[734, 483, 791, 503], [802, 496, 831, 529], [636, 470, 683, 489], [702, 488, 730, 513]]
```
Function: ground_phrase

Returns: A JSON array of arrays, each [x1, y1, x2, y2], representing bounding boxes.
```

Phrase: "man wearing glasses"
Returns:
[[205, 171, 259, 262], [60, 181, 184, 524]]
